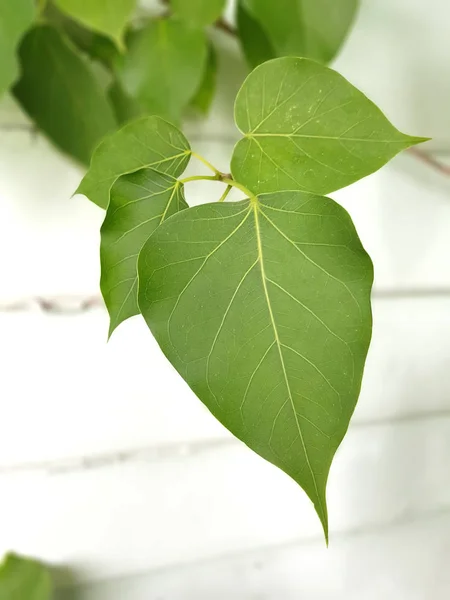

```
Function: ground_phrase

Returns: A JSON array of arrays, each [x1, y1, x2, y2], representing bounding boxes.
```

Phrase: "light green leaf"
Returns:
[[172, 0, 226, 27], [231, 57, 427, 196], [0, 0, 35, 97], [118, 18, 207, 122], [13, 25, 116, 165], [190, 44, 217, 115], [0, 553, 52, 600], [101, 169, 188, 335], [76, 116, 191, 209], [138, 191, 373, 538], [53, 0, 136, 49], [237, 0, 275, 68], [242, 0, 358, 63]]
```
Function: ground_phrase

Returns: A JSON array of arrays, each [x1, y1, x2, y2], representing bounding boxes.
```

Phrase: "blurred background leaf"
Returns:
[[0, 553, 52, 600], [0, 0, 35, 97], [13, 25, 116, 165], [118, 17, 207, 123], [171, 0, 226, 27], [53, 0, 137, 49]]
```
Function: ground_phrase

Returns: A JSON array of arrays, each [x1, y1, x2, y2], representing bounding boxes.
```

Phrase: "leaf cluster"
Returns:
[[76, 56, 425, 537]]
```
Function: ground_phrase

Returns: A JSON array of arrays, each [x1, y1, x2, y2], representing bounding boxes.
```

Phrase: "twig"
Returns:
[[408, 147, 450, 176], [215, 17, 237, 37]]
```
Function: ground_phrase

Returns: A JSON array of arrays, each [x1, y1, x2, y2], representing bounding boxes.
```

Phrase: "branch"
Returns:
[[408, 147, 450, 177]]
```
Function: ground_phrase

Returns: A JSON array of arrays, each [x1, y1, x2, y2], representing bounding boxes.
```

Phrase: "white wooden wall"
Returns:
[[1, 1, 450, 597]]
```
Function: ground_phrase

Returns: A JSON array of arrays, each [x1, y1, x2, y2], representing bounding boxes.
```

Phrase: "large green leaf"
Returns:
[[118, 18, 207, 122], [242, 0, 358, 63], [172, 0, 226, 27], [0, 553, 52, 600], [101, 169, 188, 335], [76, 116, 191, 209], [0, 0, 35, 97], [236, 0, 275, 68], [231, 57, 427, 196], [138, 191, 373, 537], [14, 25, 116, 165], [53, 0, 136, 49]]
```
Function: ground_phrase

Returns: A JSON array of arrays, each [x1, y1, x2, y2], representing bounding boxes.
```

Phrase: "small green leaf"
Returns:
[[242, 0, 358, 63], [118, 18, 207, 122], [190, 44, 217, 115], [172, 0, 226, 27], [0, 0, 35, 97], [231, 57, 427, 196], [237, 0, 275, 68], [101, 169, 188, 335], [53, 0, 136, 49], [138, 191, 373, 538], [0, 553, 52, 600], [77, 116, 191, 209], [14, 25, 116, 165]]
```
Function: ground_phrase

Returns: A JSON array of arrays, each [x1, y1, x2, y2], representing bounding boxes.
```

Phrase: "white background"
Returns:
[[1, 0, 450, 598]]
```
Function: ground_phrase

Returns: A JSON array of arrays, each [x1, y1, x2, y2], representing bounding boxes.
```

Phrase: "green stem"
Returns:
[[191, 152, 221, 176], [218, 184, 232, 203], [180, 175, 219, 184], [222, 178, 255, 200]]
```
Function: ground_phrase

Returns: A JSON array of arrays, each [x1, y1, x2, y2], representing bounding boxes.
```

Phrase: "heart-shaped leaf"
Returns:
[[14, 25, 116, 165], [101, 169, 188, 335], [242, 0, 358, 64], [231, 57, 427, 196], [53, 0, 136, 49], [0, 0, 35, 98], [77, 116, 191, 209], [0, 553, 52, 600], [118, 18, 207, 122], [172, 0, 226, 27], [138, 191, 373, 538]]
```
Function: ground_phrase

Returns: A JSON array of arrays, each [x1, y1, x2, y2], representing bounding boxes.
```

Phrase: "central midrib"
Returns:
[[252, 203, 325, 523]]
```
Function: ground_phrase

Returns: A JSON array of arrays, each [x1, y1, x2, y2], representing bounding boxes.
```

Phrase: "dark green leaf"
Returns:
[[108, 79, 143, 125], [242, 0, 358, 63], [14, 25, 116, 165], [190, 43, 218, 115], [77, 116, 191, 208], [236, 0, 275, 68], [231, 57, 427, 196], [0, 553, 52, 600], [138, 191, 373, 539], [172, 0, 226, 27], [53, 0, 136, 49], [0, 0, 35, 97], [118, 18, 207, 122], [101, 169, 188, 335]]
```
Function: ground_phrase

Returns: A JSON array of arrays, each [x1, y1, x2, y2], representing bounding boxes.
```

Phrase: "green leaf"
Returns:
[[138, 191, 374, 538], [171, 0, 226, 27], [101, 169, 188, 335], [118, 18, 207, 122], [236, 0, 275, 68], [231, 57, 427, 196], [108, 79, 143, 125], [13, 25, 116, 165], [0, 553, 52, 600], [190, 44, 217, 115], [0, 0, 35, 97], [76, 116, 191, 209], [242, 0, 358, 64], [53, 0, 136, 49]]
